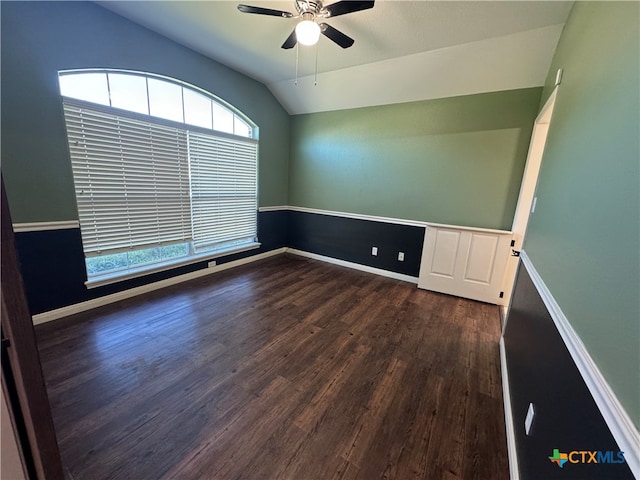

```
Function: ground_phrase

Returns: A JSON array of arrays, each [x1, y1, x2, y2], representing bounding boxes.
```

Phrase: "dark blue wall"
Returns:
[[503, 262, 633, 480], [287, 211, 425, 277], [14, 210, 288, 315], [15, 209, 420, 315]]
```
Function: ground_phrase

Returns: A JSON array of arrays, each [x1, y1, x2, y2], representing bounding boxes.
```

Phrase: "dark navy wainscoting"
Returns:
[[16, 209, 424, 315], [14, 210, 288, 315], [287, 211, 425, 278], [503, 262, 633, 480]]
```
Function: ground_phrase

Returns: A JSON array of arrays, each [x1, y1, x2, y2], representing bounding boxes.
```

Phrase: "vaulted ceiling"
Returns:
[[99, 1, 573, 114]]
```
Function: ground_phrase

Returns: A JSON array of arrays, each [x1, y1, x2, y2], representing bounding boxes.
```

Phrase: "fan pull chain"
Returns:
[[295, 42, 299, 86], [314, 42, 319, 86]]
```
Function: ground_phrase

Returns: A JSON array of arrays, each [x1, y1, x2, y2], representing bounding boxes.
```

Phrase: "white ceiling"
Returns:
[[99, 1, 573, 114]]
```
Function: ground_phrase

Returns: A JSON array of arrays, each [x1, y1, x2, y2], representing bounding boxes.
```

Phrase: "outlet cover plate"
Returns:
[[525, 403, 535, 435]]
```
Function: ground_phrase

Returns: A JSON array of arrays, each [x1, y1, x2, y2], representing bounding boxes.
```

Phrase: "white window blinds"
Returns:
[[189, 132, 258, 252], [63, 99, 258, 260], [65, 102, 192, 256]]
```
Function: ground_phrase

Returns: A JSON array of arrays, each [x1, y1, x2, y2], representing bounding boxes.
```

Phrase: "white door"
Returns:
[[418, 225, 513, 304]]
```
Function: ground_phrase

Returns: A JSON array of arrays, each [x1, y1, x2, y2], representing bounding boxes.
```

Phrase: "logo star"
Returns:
[[549, 449, 569, 468]]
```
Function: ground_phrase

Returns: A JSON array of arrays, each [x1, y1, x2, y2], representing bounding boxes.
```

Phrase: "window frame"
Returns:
[[59, 70, 261, 288], [58, 68, 257, 140]]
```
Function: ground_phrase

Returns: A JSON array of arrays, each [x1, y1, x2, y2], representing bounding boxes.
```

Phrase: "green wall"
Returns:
[[289, 88, 542, 230], [525, 2, 640, 427], [1, 1, 289, 223]]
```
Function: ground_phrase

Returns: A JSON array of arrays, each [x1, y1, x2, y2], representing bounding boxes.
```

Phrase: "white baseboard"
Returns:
[[32, 247, 415, 326], [520, 251, 640, 477], [500, 305, 509, 330], [500, 337, 520, 480], [286, 248, 419, 284], [32, 248, 287, 325]]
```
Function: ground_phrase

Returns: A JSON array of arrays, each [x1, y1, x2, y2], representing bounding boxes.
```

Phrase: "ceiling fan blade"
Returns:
[[320, 23, 354, 48], [281, 28, 297, 49], [237, 4, 293, 18], [323, 1, 374, 18]]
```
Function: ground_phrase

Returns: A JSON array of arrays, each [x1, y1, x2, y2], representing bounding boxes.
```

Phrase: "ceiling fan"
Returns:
[[237, 0, 375, 49]]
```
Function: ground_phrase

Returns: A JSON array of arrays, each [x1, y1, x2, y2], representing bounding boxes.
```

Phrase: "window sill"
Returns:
[[85, 242, 261, 289]]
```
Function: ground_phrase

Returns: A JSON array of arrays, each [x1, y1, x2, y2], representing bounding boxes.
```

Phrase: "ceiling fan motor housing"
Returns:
[[296, 1, 325, 17]]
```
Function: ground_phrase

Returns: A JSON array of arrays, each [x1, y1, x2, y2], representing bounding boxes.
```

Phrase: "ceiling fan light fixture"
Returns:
[[295, 19, 321, 46]]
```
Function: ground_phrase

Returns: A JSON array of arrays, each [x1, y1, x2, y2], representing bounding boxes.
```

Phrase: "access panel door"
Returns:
[[418, 225, 512, 305]]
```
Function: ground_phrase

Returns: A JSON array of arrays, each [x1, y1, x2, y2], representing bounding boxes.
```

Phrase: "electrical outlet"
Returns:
[[208, 260, 217, 268], [398, 252, 404, 261], [371, 246, 378, 256], [525, 403, 535, 435]]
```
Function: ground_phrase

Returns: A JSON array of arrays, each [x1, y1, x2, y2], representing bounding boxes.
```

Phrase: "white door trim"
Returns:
[[501, 86, 559, 318]]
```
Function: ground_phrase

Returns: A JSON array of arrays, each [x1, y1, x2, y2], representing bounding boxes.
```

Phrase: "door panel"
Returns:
[[430, 229, 461, 277], [464, 233, 499, 283], [418, 225, 512, 305]]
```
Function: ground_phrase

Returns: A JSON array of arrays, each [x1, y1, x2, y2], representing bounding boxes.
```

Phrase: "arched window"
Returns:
[[59, 70, 259, 286]]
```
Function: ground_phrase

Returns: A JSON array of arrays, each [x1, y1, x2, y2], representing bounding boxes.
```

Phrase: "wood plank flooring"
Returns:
[[36, 254, 509, 480]]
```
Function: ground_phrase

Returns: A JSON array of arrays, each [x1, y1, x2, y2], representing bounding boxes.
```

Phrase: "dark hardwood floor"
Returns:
[[36, 254, 509, 480]]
